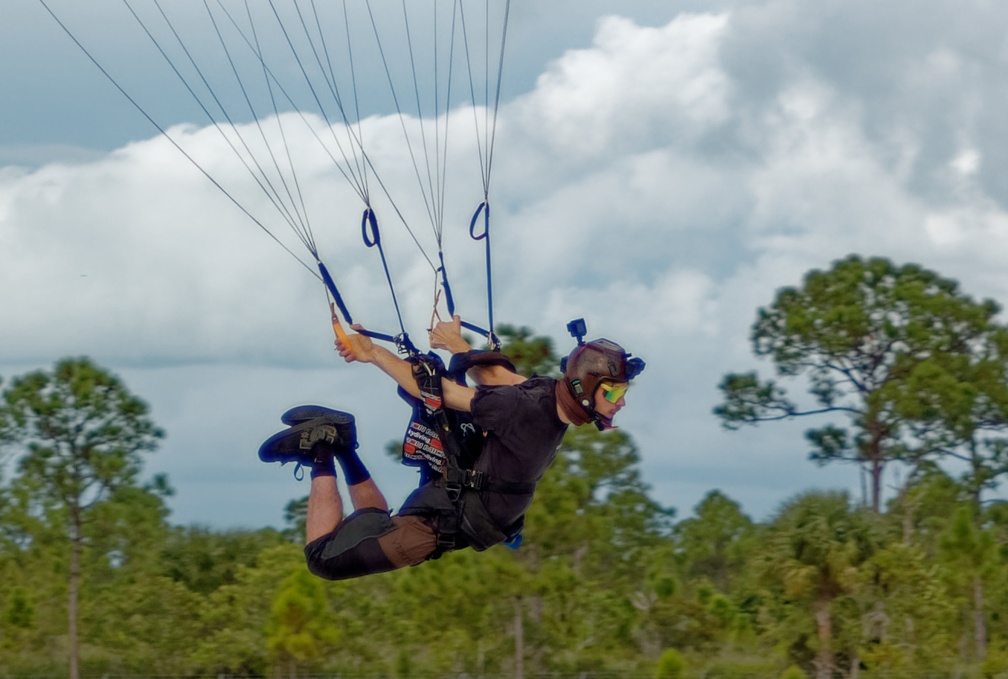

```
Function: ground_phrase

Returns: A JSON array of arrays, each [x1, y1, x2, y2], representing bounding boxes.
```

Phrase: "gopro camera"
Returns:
[[566, 318, 587, 345]]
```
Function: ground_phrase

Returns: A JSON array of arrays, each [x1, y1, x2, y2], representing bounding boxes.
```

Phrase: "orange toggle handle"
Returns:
[[330, 302, 350, 346]]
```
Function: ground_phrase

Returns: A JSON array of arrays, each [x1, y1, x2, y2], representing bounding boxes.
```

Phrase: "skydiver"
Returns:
[[258, 316, 644, 580]]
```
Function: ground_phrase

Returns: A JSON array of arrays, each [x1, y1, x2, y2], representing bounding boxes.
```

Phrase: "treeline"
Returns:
[[1, 255, 1008, 679]]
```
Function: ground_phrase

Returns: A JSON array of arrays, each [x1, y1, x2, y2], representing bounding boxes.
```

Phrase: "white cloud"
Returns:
[[950, 148, 981, 177], [511, 14, 730, 171], [5, 1, 1008, 526]]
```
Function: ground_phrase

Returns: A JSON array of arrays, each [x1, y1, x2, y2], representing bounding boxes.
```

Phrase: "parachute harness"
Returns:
[[403, 351, 530, 554]]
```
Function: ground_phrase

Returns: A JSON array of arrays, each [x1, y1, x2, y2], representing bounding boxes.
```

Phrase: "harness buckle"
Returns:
[[463, 469, 485, 490], [436, 532, 456, 550], [445, 481, 462, 502]]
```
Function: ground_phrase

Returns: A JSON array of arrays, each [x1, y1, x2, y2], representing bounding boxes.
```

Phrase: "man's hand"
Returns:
[[429, 314, 471, 354], [336, 325, 377, 364]]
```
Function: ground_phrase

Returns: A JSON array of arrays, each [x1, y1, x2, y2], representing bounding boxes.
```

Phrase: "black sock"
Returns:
[[335, 447, 370, 485], [310, 456, 336, 480], [310, 444, 337, 480]]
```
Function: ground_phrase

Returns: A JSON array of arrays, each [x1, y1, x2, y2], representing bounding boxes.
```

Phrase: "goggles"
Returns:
[[599, 382, 629, 403]]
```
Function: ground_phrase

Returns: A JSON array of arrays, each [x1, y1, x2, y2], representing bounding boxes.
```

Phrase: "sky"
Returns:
[[3, 0, 1008, 530]]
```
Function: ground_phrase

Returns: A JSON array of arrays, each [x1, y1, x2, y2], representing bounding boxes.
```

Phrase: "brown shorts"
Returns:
[[304, 507, 438, 581]]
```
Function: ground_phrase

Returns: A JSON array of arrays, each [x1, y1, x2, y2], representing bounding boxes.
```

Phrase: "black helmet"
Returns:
[[561, 338, 645, 416]]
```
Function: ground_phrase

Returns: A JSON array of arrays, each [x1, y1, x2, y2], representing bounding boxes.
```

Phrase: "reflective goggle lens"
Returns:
[[600, 382, 629, 403]]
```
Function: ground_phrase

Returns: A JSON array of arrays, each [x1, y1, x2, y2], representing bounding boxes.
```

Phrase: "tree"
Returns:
[[160, 525, 290, 595], [715, 255, 1008, 512], [757, 491, 883, 679], [852, 539, 955, 674], [936, 505, 999, 664], [187, 544, 305, 675], [654, 647, 686, 678], [0, 358, 163, 679], [673, 490, 755, 592], [267, 568, 341, 677], [518, 428, 670, 674], [494, 323, 561, 378], [891, 338, 1008, 515]]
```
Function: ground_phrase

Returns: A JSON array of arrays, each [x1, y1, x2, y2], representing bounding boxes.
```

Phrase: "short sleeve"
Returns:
[[470, 384, 516, 433]]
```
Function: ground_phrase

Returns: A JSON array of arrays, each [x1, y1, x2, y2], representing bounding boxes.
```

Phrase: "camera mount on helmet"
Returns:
[[566, 317, 588, 346]]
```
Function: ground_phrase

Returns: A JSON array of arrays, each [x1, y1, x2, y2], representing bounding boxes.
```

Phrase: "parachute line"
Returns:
[[128, 0, 317, 255], [485, 0, 511, 193], [241, 0, 315, 254], [36, 0, 320, 281], [42, 0, 513, 347], [207, 0, 373, 202]]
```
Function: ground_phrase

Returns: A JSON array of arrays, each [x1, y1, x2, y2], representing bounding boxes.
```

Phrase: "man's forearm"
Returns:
[[369, 345, 422, 399], [369, 344, 476, 411]]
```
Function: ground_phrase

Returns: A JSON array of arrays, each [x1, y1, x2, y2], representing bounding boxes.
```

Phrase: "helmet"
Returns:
[[561, 338, 645, 414]]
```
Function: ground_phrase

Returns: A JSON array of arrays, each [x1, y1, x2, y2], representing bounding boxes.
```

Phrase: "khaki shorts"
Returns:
[[304, 508, 438, 581]]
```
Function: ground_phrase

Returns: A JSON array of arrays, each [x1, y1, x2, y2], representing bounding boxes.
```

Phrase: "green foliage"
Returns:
[[3, 587, 33, 629], [715, 255, 1008, 513], [757, 491, 885, 677], [702, 656, 787, 678], [2, 296, 1008, 677], [0, 357, 165, 679], [855, 541, 955, 673], [495, 323, 561, 377], [189, 543, 305, 675], [2, 357, 163, 507], [981, 645, 1008, 678], [267, 568, 340, 671], [160, 525, 290, 594], [674, 490, 755, 591], [655, 647, 686, 678]]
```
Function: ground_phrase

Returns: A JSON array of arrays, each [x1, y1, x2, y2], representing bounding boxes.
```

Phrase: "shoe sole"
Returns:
[[281, 404, 355, 426], [260, 410, 357, 464]]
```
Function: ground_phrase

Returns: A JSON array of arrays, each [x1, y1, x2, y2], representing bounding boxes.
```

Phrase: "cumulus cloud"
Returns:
[[517, 14, 731, 158], [4, 0, 1008, 527]]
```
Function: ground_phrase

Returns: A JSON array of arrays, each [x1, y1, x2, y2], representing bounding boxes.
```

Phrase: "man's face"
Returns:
[[593, 381, 629, 419]]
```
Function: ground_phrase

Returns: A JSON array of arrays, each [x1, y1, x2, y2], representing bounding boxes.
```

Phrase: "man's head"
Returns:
[[560, 338, 644, 429]]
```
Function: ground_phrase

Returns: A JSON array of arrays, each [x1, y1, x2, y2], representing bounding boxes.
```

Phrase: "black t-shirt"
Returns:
[[470, 376, 569, 528]]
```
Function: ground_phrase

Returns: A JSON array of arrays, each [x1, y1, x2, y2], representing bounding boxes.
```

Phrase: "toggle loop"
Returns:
[[469, 201, 490, 241], [362, 208, 381, 248]]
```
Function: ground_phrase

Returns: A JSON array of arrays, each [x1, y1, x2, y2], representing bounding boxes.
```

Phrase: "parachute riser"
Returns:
[[360, 208, 420, 356], [470, 200, 499, 350], [429, 199, 499, 348], [318, 259, 412, 353]]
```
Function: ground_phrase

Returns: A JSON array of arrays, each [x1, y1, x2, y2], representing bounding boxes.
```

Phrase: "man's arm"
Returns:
[[337, 326, 476, 412], [429, 315, 526, 387]]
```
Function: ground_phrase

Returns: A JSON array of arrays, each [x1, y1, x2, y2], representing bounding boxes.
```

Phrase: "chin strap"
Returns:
[[592, 414, 615, 431]]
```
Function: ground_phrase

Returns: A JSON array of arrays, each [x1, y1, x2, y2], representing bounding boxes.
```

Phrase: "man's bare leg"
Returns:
[[306, 475, 344, 544], [305, 471, 388, 545], [347, 478, 389, 512]]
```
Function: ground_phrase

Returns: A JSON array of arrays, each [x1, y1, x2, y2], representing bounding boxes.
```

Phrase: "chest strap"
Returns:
[[444, 468, 536, 500]]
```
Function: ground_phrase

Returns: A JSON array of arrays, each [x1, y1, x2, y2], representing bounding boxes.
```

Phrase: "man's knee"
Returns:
[[304, 508, 437, 581]]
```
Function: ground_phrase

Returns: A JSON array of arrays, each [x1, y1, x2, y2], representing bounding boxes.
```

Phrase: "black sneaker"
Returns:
[[259, 409, 357, 466]]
